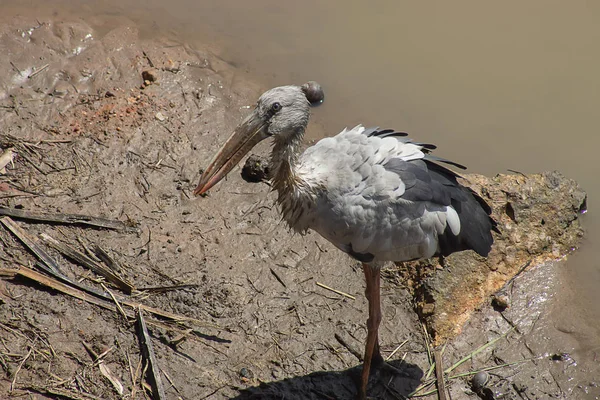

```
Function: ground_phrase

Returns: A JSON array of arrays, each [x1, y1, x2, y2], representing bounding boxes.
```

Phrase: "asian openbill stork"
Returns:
[[194, 84, 496, 399]]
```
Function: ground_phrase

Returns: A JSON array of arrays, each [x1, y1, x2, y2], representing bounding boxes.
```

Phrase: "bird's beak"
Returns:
[[194, 111, 269, 196]]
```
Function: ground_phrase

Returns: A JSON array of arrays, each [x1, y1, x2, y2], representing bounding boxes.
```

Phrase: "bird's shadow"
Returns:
[[233, 359, 423, 400]]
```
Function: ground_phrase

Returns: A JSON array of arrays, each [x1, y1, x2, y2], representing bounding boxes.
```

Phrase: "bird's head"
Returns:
[[194, 83, 322, 195]]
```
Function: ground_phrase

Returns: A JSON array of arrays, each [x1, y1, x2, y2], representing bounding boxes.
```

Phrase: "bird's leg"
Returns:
[[372, 333, 384, 367], [358, 263, 382, 400]]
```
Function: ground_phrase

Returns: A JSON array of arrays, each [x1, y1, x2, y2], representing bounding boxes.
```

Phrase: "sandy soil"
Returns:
[[0, 16, 595, 400]]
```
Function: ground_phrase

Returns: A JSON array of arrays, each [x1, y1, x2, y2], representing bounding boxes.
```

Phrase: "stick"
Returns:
[[269, 267, 287, 288], [137, 284, 199, 293], [33, 258, 123, 306], [136, 308, 166, 400], [0, 264, 209, 325], [434, 348, 447, 400], [40, 232, 134, 294], [101, 283, 128, 320], [386, 339, 409, 361], [28, 64, 49, 79], [445, 328, 514, 374], [19, 385, 105, 400], [93, 245, 123, 274], [10, 347, 32, 392], [0, 207, 138, 232], [316, 281, 356, 300], [334, 332, 363, 361], [18, 152, 47, 175], [2, 265, 119, 311], [9, 61, 22, 76], [0, 217, 64, 276]]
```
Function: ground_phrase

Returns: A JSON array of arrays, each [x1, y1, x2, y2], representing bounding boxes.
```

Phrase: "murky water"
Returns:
[[5, 0, 600, 379]]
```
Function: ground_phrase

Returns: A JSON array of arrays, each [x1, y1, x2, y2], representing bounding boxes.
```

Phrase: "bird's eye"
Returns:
[[271, 102, 282, 113]]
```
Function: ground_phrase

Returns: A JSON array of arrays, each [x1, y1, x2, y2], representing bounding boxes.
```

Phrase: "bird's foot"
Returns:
[[356, 351, 408, 400], [354, 354, 411, 399], [372, 354, 409, 376]]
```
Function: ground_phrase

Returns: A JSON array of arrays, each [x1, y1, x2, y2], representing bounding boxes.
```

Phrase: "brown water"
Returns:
[[6, 0, 600, 375]]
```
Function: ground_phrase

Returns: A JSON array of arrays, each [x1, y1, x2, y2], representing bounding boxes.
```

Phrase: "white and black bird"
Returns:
[[194, 84, 496, 400]]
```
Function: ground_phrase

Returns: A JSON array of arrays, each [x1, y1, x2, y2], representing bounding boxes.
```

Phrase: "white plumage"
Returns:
[[289, 125, 466, 262]]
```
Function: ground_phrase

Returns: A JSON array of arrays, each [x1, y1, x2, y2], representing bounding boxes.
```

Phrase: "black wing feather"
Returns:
[[383, 157, 496, 257]]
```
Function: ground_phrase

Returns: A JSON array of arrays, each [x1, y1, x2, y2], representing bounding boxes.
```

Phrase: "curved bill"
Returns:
[[194, 111, 268, 196]]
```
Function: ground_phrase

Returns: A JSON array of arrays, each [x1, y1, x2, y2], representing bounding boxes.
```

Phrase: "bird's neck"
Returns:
[[270, 132, 314, 231], [271, 133, 301, 189]]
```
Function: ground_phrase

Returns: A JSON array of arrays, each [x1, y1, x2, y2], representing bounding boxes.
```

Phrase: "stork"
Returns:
[[194, 84, 496, 399]]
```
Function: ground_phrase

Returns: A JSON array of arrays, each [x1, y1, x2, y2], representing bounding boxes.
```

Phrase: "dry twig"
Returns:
[[334, 332, 363, 361], [434, 348, 447, 400], [0, 217, 64, 276], [19, 385, 106, 400], [10, 347, 32, 392], [41, 232, 134, 294], [136, 308, 166, 400], [0, 207, 138, 232], [0, 264, 212, 326], [316, 281, 356, 300]]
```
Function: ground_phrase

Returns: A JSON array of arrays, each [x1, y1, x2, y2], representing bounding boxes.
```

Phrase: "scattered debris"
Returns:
[[82, 341, 124, 396], [1, 216, 65, 276], [40, 232, 135, 294], [334, 332, 363, 361], [27, 63, 49, 79], [0, 206, 138, 232], [434, 348, 448, 400], [0, 148, 16, 174], [491, 292, 510, 311], [316, 281, 356, 300], [0, 263, 215, 326], [142, 69, 158, 83], [136, 308, 166, 400]]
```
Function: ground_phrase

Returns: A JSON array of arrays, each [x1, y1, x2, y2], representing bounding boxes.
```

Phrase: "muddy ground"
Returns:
[[0, 16, 595, 400]]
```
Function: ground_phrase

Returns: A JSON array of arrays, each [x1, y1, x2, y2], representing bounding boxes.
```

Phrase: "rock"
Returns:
[[407, 171, 587, 343], [141, 69, 158, 83], [550, 352, 572, 362], [239, 367, 254, 383], [241, 154, 269, 183], [491, 293, 510, 311], [471, 371, 489, 391]]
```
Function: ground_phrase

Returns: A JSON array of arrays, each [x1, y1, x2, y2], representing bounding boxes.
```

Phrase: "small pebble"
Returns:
[[301, 81, 324, 105], [155, 112, 167, 121], [550, 352, 571, 361], [141, 69, 158, 83], [491, 293, 509, 311], [52, 88, 68, 98], [513, 381, 527, 393], [471, 371, 489, 391], [239, 367, 254, 380], [420, 303, 435, 316]]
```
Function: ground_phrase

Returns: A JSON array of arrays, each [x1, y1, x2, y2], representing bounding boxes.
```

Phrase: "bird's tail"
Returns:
[[427, 163, 497, 257]]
